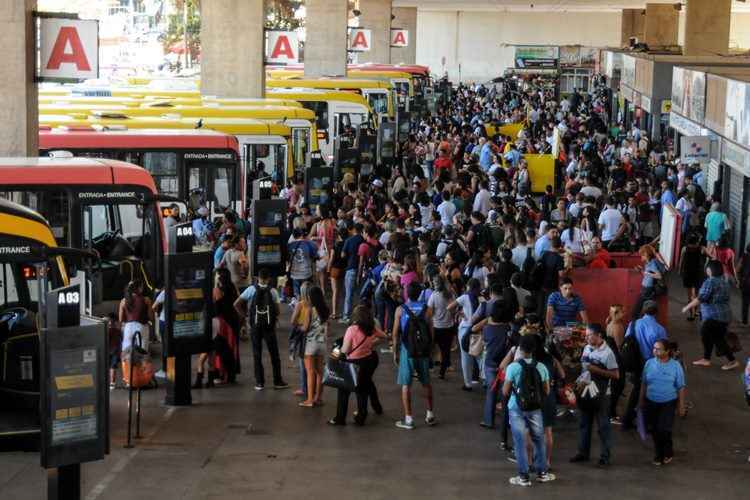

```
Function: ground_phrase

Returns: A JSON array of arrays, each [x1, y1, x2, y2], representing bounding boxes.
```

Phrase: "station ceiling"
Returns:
[[393, 0, 750, 12]]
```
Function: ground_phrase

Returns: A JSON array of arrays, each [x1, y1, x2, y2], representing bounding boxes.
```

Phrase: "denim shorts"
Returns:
[[397, 345, 430, 386]]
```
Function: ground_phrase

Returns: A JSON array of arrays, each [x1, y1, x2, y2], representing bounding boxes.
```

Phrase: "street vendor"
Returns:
[[546, 277, 589, 331]]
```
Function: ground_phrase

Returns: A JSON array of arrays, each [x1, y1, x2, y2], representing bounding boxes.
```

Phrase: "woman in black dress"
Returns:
[[679, 232, 705, 321]]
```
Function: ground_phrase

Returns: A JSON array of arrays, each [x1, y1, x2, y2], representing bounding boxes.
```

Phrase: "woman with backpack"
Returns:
[[328, 305, 386, 426], [298, 285, 330, 407], [427, 275, 456, 380]]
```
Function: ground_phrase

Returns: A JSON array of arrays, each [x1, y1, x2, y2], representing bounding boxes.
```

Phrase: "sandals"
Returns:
[[298, 401, 315, 407]]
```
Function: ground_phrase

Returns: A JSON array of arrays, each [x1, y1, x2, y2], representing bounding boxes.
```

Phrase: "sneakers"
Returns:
[[395, 419, 415, 430], [506, 451, 518, 464], [425, 415, 437, 426], [254, 384, 264, 391], [273, 381, 290, 390], [721, 360, 739, 370], [536, 472, 556, 483], [154, 369, 167, 379], [692, 358, 711, 367], [597, 457, 611, 468], [610, 416, 623, 425], [339, 317, 350, 324], [509, 476, 531, 487]]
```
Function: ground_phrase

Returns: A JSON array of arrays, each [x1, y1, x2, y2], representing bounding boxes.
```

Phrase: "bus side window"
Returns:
[[0, 263, 19, 306], [142, 152, 178, 197]]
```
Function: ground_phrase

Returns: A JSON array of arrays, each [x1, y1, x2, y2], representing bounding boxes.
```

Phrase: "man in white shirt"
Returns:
[[437, 190, 456, 227], [579, 177, 603, 199], [597, 196, 624, 247], [472, 179, 492, 216]]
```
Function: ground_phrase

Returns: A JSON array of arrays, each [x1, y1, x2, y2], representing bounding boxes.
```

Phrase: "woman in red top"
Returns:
[[328, 305, 387, 426], [708, 235, 738, 283]]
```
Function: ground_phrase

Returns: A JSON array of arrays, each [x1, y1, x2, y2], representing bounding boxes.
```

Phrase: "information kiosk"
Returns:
[[163, 222, 213, 406], [250, 199, 287, 278], [40, 283, 108, 500], [304, 166, 334, 211], [377, 121, 397, 167]]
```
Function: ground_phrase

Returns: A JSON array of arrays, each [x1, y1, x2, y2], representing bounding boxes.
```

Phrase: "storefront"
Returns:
[[720, 139, 750, 254], [559, 46, 598, 96]]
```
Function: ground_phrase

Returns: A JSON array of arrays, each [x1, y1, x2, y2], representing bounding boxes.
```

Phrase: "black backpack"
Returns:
[[365, 241, 383, 272], [472, 224, 492, 252], [249, 286, 277, 330], [521, 247, 537, 287], [403, 305, 432, 359], [515, 359, 544, 411], [620, 322, 643, 373]]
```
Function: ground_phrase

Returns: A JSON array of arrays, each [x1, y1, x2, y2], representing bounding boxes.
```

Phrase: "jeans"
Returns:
[[577, 396, 612, 461], [458, 326, 477, 387], [482, 365, 499, 427], [644, 398, 677, 461], [623, 370, 641, 427], [292, 277, 311, 299], [250, 327, 283, 386], [701, 318, 735, 362], [509, 408, 547, 478], [343, 269, 358, 319], [334, 352, 381, 424]]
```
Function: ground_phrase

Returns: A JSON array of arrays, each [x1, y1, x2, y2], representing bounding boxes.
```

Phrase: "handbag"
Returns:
[[322, 337, 368, 392], [468, 332, 484, 357]]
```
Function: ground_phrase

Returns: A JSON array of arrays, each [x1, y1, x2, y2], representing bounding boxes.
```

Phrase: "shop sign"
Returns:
[[38, 14, 99, 81], [680, 136, 710, 165], [721, 139, 750, 177], [669, 111, 702, 137], [390, 29, 408, 48], [661, 100, 672, 114], [514, 45, 559, 70], [349, 28, 372, 52], [266, 31, 299, 64]]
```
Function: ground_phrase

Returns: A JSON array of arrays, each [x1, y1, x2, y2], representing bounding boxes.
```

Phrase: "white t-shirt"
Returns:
[[511, 244, 531, 269], [598, 207, 623, 241], [456, 293, 477, 329], [473, 189, 492, 216], [437, 200, 456, 227], [561, 227, 585, 253], [580, 185, 603, 199]]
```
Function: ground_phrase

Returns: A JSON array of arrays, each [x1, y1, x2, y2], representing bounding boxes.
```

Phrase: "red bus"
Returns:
[[39, 127, 242, 214], [0, 158, 166, 303]]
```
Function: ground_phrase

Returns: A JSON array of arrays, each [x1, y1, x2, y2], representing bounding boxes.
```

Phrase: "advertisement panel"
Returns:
[[514, 45, 559, 70], [38, 15, 99, 81], [680, 136, 710, 165], [689, 70, 706, 124], [621, 55, 636, 88], [725, 79, 750, 148]]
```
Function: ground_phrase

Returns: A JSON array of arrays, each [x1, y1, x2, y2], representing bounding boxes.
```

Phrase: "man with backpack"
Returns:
[[621, 301, 666, 429], [392, 282, 436, 430], [570, 324, 620, 467], [234, 268, 288, 391], [502, 334, 555, 486], [287, 228, 318, 300]]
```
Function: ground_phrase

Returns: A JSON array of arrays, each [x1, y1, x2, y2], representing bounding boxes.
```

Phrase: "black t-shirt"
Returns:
[[540, 250, 564, 290]]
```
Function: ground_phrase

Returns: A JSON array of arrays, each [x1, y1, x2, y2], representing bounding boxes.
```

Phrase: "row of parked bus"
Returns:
[[0, 65, 434, 442]]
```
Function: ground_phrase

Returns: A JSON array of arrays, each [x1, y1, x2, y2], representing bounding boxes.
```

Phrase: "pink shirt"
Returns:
[[400, 271, 418, 301], [342, 325, 386, 360]]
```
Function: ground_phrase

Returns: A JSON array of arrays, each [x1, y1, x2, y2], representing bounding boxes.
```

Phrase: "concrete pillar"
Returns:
[[390, 7, 416, 64], [620, 8, 645, 46], [643, 3, 679, 48], [0, 0, 37, 156], [358, 0, 392, 64], [305, 0, 348, 77], [684, 0, 731, 56], [201, 0, 264, 98]]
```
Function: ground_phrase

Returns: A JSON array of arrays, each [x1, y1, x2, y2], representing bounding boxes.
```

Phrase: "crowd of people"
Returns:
[[113, 75, 750, 485]]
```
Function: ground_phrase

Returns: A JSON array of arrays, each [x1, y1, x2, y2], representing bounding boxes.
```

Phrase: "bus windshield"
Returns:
[[299, 101, 329, 132], [367, 92, 389, 115], [244, 143, 288, 190]]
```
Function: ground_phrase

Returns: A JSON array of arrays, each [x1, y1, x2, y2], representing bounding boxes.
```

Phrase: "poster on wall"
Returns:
[[514, 45, 559, 69], [621, 55, 635, 88], [689, 70, 706, 123], [680, 136, 710, 164], [725, 79, 750, 148], [671, 67, 684, 115]]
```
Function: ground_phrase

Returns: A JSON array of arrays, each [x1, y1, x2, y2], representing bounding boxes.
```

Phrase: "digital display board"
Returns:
[[172, 266, 207, 338], [250, 199, 287, 278], [49, 347, 98, 445], [305, 166, 334, 211]]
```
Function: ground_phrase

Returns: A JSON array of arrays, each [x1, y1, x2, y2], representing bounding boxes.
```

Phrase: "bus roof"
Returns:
[[269, 69, 412, 81], [38, 115, 292, 136], [40, 128, 240, 152], [39, 103, 316, 121], [264, 89, 372, 107], [271, 63, 431, 77], [0, 157, 157, 193], [0, 197, 58, 250], [266, 78, 392, 90], [39, 95, 303, 108]]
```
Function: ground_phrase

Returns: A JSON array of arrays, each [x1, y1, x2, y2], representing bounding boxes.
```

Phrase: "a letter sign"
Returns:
[[391, 29, 409, 48], [349, 28, 372, 52], [38, 13, 99, 82], [266, 31, 299, 64]]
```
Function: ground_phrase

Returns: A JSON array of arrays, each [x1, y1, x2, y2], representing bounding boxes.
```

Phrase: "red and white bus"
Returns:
[[39, 127, 243, 214], [0, 157, 167, 302]]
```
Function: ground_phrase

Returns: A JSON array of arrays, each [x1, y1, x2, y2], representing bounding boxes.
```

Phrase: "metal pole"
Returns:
[[183, 0, 189, 69]]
